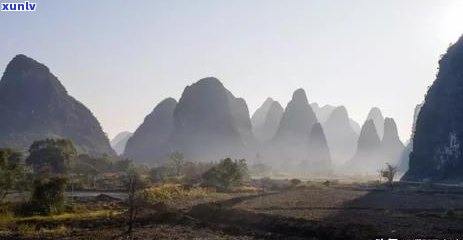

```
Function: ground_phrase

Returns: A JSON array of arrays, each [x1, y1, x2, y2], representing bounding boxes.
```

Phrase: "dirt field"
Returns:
[[232, 183, 463, 239], [3, 182, 463, 239]]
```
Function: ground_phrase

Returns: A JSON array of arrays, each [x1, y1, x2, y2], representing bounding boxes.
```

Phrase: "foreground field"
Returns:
[[2, 181, 463, 239], [235, 183, 463, 238]]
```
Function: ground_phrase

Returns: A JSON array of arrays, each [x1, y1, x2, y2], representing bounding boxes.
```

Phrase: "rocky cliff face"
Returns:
[[0, 55, 114, 156], [398, 103, 423, 173], [404, 36, 463, 181], [123, 98, 177, 163], [323, 106, 358, 165]]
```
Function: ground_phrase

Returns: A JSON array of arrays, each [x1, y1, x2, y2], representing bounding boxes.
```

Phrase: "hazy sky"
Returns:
[[1, 0, 463, 141]]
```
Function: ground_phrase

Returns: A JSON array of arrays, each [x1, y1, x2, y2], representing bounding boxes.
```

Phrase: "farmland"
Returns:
[[2, 180, 463, 239]]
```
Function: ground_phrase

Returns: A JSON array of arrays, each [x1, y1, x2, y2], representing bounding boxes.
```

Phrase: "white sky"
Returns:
[[1, 0, 463, 141]]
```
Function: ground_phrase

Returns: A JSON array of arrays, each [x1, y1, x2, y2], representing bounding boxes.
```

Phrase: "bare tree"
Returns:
[[169, 151, 185, 177], [126, 169, 146, 235], [379, 163, 397, 190]]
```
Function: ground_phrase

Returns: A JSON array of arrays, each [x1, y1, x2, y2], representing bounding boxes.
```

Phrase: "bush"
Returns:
[[202, 158, 247, 190], [290, 178, 301, 187], [323, 180, 331, 187], [0, 148, 28, 202], [379, 163, 397, 189]]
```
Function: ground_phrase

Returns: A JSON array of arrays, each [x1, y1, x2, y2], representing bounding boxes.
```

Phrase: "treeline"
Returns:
[[147, 151, 249, 189], [0, 138, 249, 217]]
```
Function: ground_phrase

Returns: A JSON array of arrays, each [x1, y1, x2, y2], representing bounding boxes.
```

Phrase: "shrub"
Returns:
[[140, 184, 213, 204], [290, 178, 301, 187], [202, 158, 247, 190], [379, 163, 397, 190], [323, 180, 331, 187]]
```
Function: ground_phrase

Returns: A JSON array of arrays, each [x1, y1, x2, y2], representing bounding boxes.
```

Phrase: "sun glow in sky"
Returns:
[[0, 0, 462, 142]]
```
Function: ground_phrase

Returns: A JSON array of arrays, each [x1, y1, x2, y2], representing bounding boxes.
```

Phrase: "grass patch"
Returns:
[[0, 209, 121, 225], [19, 209, 121, 222], [141, 184, 218, 204]]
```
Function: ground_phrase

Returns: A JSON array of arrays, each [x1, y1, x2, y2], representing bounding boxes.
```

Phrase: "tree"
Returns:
[[237, 159, 249, 181], [113, 158, 133, 172], [169, 151, 185, 177], [202, 158, 247, 190], [0, 148, 26, 202], [26, 139, 77, 174], [75, 154, 113, 173], [182, 161, 214, 184], [380, 163, 397, 190], [22, 175, 67, 216]]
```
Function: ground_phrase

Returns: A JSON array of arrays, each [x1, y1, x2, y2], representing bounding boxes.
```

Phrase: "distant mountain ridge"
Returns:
[[110, 131, 133, 155], [0, 54, 410, 176], [252, 98, 283, 143], [265, 89, 325, 171], [124, 98, 177, 163], [366, 107, 385, 139], [124, 77, 401, 177], [323, 106, 358, 165], [346, 115, 404, 174]]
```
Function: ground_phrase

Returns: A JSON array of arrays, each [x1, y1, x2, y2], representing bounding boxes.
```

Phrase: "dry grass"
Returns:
[[140, 184, 228, 209], [0, 207, 123, 238], [18, 209, 121, 222], [141, 184, 216, 203]]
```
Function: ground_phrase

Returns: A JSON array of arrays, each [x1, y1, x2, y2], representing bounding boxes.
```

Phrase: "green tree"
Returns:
[[26, 139, 77, 174], [75, 154, 113, 173], [113, 159, 133, 172], [0, 148, 26, 202], [202, 158, 247, 190], [22, 176, 67, 216]]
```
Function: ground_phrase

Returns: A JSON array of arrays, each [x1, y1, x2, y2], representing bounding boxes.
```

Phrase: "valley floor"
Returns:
[[2, 181, 463, 239]]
